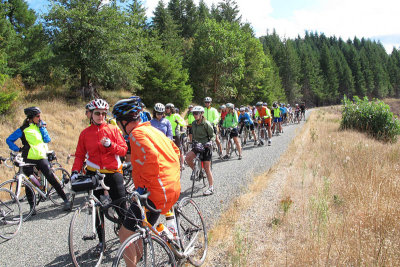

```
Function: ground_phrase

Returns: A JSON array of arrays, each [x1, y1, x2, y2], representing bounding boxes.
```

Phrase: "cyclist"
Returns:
[[272, 102, 282, 135], [222, 103, 242, 160], [280, 103, 287, 128], [71, 99, 128, 252], [204, 97, 222, 157], [6, 107, 71, 213], [294, 103, 301, 122], [185, 106, 215, 196], [238, 107, 257, 146], [165, 103, 186, 168], [112, 97, 181, 265], [185, 105, 195, 142], [150, 103, 173, 140], [140, 102, 152, 121], [255, 102, 272, 146], [300, 102, 306, 120]]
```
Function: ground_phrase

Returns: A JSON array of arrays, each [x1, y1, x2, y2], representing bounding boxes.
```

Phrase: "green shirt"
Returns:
[[185, 112, 195, 125], [204, 107, 220, 125], [222, 112, 238, 128], [24, 124, 49, 160], [166, 114, 186, 136], [192, 118, 215, 144]]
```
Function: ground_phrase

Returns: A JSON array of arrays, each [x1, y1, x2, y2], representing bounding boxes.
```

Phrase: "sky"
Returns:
[[27, 0, 400, 53]]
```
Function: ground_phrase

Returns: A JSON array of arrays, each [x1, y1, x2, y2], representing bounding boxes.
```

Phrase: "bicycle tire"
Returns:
[[0, 188, 23, 239], [112, 232, 176, 267], [190, 158, 201, 198], [0, 179, 36, 221], [69, 202, 105, 267], [175, 197, 207, 266], [49, 167, 71, 206]]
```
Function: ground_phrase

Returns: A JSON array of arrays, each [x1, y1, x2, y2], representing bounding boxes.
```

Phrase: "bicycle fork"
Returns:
[[83, 199, 97, 241]]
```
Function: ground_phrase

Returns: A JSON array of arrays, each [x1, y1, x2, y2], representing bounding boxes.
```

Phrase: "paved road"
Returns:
[[0, 112, 309, 266]]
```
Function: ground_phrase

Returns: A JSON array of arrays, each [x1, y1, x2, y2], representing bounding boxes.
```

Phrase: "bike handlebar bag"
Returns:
[[71, 175, 99, 192]]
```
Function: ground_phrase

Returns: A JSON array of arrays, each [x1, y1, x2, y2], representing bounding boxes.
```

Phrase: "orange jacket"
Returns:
[[72, 123, 127, 173], [130, 122, 181, 214]]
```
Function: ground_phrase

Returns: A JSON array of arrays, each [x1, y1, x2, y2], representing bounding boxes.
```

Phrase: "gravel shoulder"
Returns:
[[0, 112, 309, 266]]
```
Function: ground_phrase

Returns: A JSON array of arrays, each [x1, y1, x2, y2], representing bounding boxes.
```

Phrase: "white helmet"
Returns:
[[154, 103, 165, 113], [204, 97, 212, 102], [86, 101, 95, 110], [239, 107, 245, 112], [226, 103, 234, 109], [91, 99, 109, 110], [192, 106, 204, 113]]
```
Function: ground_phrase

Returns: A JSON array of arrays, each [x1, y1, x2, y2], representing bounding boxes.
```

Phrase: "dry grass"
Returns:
[[207, 104, 400, 266], [383, 98, 400, 117]]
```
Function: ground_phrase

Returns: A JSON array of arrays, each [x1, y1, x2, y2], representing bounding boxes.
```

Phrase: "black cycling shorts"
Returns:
[[229, 128, 239, 138], [173, 135, 181, 147], [123, 198, 160, 231], [188, 127, 193, 135], [212, 125, 218, 135], [191, 146, 212, 162]]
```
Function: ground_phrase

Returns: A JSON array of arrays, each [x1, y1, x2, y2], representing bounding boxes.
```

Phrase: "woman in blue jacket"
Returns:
[[6, 107, 71, 214]]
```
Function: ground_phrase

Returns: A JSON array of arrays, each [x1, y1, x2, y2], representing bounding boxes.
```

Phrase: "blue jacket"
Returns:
[[6, 122, 51, 160], [150, 118, 173, 140], [238, 113, 254, 125]]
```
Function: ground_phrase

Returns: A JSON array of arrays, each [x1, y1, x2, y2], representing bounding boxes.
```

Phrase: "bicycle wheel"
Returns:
[[176, 197, 207, 266], [69, 202, 105, 267], [0, 188, 23, 239], [49, 167, 71, 206], [112, 232, 176, 267], [190, 159, 201, 198], [231, 139, 238, 156], [0, 179, 36, 221]]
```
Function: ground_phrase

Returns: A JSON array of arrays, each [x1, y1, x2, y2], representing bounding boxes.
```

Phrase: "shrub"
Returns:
[[340, 95, 400, 142], [0, 76, 23, 115]]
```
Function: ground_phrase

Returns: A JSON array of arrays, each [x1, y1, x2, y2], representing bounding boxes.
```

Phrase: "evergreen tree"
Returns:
[[320, 43, 339, 104], [213, 0, 241, 23]]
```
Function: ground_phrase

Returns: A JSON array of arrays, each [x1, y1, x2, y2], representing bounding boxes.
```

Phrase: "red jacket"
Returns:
[[130, 122, 181, 214], [72, 123, 127, 173]]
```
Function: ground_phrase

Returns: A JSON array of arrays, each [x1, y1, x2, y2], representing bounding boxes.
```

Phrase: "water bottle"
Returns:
[[165, 211, 178, 240], [156, 223, 174, 242], [29, 174, 42, 187]]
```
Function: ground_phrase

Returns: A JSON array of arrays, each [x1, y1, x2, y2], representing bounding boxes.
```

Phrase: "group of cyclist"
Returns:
[[4, 95, 305, 266]]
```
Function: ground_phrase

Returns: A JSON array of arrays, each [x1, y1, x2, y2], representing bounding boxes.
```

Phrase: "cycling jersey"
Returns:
[[166, 113, 185, 137], [204, 107, 220, 125], [273, 108, 281, 118], [280, 107, 287, 114], [72, 123, 128, 173], [6, 123, 50, 160], [238, 113, 254, 125], [185, 112, 195, 126], [222, 112, 239, 128], [130, 122, 181, 214], [255, 107, 271, 119], [150, 118, 173, 140]]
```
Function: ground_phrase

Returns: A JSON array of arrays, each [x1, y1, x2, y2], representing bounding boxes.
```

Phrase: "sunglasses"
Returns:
[[193, 112, 201, 116], [156, 112, 164, 116], [35, 114, 41, 118], [204, 102, 211, 104], [94, 111, 107, 116]]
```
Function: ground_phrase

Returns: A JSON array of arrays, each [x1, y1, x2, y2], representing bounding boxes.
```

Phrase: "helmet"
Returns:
[[204, 97, 212, 103], [91, 99, 109, 110], [287, 104, 291, 107], [272, 103, 277, 108], [263, 102, 268, 106], [154, 103, 165, 113], [140, 102, 146, 108], [239, 107, 245, 112], [175, 108, 180, 113], [112, 98, 142, 121], [165, 103, 174, 109], [295, 103, 299, 106], [256, 102, 263, 107], [226, 103, 234, 109], [24, 107, 41, 118], [85, 101, 95, 110], [192, 106, 204, 113], [188, 105, 193, 109], [220, 104, 226, 109], [245, 107, 249, 112]]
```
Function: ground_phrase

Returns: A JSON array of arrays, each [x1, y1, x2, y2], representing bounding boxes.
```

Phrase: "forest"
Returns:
[[1, 0, 400, 110]]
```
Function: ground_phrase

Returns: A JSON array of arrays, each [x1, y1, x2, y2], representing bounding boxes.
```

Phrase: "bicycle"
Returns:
[[256, 119, 269, 146], [0, 152, 71, 221], [112, 190, 207, 267], [69, 171, 121, 266], [189, 142, 209, 198], [0, 156, 23, 240], [239, 122, 250, 147], [222, 127, 238, 158]]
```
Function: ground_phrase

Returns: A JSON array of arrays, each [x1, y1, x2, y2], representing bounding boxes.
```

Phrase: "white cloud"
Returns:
[[143, 0, 400, 52]]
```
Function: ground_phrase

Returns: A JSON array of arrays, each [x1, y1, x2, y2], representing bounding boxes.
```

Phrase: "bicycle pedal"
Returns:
[[82, 234, 96, 241]]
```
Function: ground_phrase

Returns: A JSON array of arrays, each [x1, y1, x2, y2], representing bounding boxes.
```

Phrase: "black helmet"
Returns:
[[24, 107, 41, 118], [112, 97, 142, 121]]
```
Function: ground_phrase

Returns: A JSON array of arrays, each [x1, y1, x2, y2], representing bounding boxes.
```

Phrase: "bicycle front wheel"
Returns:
[[0, 179, 36, 221], [176, 197, 207, 266], [49, 167, 71, 206], [112, 232, 176, 267], [69, 202, 105, 267], [0, 188, 23, 239]]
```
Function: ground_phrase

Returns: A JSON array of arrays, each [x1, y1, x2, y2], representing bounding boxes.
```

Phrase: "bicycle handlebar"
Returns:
[[130, 190, 162, 214], [95, 171, 110, 191]]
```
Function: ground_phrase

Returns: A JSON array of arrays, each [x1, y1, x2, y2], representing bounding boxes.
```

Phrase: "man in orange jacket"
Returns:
[[112, 97, 181, 266]]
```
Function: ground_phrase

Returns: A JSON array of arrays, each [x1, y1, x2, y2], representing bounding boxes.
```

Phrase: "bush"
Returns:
[[341, 95, 400, 142], [0, 76, 23, 115]]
